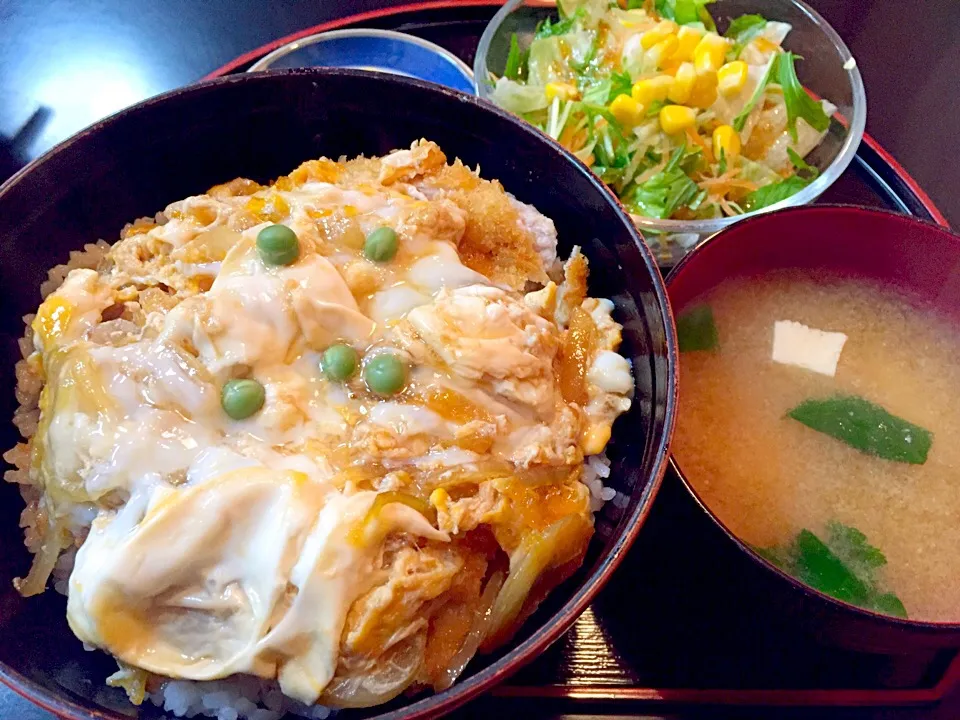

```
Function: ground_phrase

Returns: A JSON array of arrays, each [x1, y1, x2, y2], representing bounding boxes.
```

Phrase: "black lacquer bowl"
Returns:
[[0, 69, 678, 719]]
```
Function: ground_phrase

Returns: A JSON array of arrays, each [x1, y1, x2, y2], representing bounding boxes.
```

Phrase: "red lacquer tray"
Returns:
[[203, 3, 956, 716]]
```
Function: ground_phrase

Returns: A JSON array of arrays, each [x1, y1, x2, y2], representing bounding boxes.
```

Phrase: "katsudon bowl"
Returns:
[[0, 69, 677, 719]]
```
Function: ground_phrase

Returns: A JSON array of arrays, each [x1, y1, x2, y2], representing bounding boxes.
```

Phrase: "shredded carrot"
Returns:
[[698, 167, 759, 197], [700, 178, 760, 195], [685, 127, 714, 163], [572, 128, 589, 152], [558, 124, 578, 149]]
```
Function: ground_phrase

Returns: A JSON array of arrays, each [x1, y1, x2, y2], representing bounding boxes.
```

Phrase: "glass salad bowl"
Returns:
[[475, 0, 867, 266]]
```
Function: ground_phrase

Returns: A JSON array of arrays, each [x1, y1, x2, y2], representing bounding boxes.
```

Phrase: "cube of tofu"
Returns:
[[772, 320, 847, 377]]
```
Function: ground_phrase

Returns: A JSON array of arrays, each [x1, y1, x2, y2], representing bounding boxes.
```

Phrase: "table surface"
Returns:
[[1, 1, 959, 718]]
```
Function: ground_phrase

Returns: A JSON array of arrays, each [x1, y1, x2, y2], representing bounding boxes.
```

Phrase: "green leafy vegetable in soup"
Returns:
[[487, 0, 835, 221], [788, 395, 933, 465], [676, 304, 719, 352], [757, 523, 907, 618]]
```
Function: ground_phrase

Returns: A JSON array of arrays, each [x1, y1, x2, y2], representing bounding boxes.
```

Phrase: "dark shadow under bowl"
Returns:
[[0, 69, 677, 719], [667, 205, 960, 653]]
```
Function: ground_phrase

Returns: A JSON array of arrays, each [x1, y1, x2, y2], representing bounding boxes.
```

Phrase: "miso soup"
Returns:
[[674, 272, 960, 622]]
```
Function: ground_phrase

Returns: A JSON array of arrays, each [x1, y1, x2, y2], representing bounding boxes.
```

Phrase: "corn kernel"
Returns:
[[717, 61, 748, 96], [712, 125, 742, 161], [668, 62, 696, 104], [610, 94, 644, 128], [674, 25, 704, 62], [640, 20, 678, 50], [632, 75, 673, 106], [659, 104, 698, 135], [660, 59, 681, 76], [545, 82, 579, 102], [647, 35, 680, 69], [688, 69, 718, 109], [693, 33, 730, 72]]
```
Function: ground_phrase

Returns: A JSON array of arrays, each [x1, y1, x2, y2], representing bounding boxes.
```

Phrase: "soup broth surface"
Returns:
[[674, 272, 960, 622]]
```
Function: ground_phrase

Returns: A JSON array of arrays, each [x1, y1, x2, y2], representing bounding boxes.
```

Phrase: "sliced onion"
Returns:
[[480, 516, 580, 652], [349, 491, 436, 545], [106, 662, 148, 705], [173, 226, 242, 263], [434, 570, 505, 691], [321, 631, 426, 709], [16, 519, 65, 597]]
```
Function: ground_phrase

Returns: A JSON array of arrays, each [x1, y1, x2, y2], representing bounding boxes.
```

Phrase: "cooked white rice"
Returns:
[[149, 676, 332, 720], [583, 454, 615, 512]]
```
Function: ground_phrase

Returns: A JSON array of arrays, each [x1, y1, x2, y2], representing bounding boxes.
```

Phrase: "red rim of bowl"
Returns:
[[0, 68, 680, 720], [666, 204, 960, 633]]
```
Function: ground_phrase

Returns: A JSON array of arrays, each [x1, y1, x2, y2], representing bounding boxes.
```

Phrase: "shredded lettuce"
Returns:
[[535, 7, 584, 38], [732, 54, 777, 132], [738, 157, 783, 186], [725, 14, 767, 58], [566, 28, 600, 70], [560, 0, 612, 27], [777, 51, 830, 141], [580, 70, 633, 105], [657, 0, 716, 30], [624, 144, 702, 218], [526, 36, 568, 86], [490, 78, 549, 114]]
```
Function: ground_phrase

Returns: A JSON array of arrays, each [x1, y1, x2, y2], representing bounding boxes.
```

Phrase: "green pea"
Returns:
[[363, 226, 399, 263], [256, 224, 300, 266], [221, 378, 265, 420], [364, 353, 407, 396], [321, 343, 359, 382]]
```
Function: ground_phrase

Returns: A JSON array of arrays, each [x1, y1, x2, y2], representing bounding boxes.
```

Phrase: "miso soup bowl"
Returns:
[[667, 205, 960, 652]]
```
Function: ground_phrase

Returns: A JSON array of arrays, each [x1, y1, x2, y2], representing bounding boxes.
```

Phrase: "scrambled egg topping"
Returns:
[[13, 140, 633, 706]]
